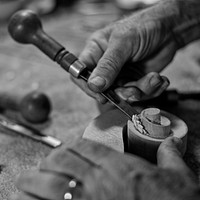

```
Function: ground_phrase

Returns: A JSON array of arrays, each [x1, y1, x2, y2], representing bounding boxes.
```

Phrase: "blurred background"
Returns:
[[0, 0, 161, 21]]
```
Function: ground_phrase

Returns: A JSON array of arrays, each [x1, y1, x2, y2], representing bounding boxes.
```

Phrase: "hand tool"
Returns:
[[0, 91, 51, 123], [0, 115, 61, 148], [8, 10, 137, 119]]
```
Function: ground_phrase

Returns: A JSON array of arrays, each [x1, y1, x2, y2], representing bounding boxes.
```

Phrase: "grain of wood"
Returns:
[[140, 108, 171, 138]]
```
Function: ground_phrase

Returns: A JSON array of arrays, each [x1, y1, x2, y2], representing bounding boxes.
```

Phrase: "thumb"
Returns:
[[157, 137, 185, 169], [88, 45, 128, 92], [157, 137, 196, 181]]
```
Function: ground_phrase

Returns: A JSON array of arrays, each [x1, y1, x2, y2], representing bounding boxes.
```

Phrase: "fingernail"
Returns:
[[163, 79, 170, 87], [115, 88, 128, 101], [150, 76, 162, 87], [89, 76, 106, 92], [127, 96, 139, 103]]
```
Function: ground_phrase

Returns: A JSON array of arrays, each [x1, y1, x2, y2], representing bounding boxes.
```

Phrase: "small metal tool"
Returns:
[[8, 10, 138, 119], [0, 116, 61, 148]]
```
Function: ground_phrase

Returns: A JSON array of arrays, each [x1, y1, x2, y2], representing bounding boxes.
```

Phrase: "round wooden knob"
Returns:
[[0, 91, 51, 123], [8, 10, 42, 44], [140, 108, 171, 139], [20, 91, 51, 123], [8, 10, 64, 60]]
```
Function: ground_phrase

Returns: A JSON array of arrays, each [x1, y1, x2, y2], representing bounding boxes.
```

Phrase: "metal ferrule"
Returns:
[[69, 60, 87, 78]]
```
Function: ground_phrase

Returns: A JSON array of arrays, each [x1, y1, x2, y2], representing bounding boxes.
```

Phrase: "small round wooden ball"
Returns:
[[20, 91, 51, 123]]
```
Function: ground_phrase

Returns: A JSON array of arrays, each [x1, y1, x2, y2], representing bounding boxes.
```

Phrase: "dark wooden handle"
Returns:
[[8, 10, 64, 60], [0, 91, 51, 123], [8, 10, 84, 76]]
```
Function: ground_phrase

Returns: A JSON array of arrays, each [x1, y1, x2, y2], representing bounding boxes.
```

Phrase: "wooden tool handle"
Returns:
[[0, 91, 51, 123], [19, 91, 51, 123], [8, 10, 86, 79], [8, 10, 64, 60]]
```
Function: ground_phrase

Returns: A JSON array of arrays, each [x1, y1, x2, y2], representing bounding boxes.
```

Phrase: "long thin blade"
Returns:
[[0, 116, 62, 148], [80, 74, 138, 119]]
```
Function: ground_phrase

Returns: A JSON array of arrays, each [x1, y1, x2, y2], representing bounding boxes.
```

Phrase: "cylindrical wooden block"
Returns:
[[127, 110, 188, 163], [142, 108, 161, 124]]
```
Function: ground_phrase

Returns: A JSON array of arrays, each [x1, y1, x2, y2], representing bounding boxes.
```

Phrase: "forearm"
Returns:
[[172, 0, 200, 48], [127, 0, 200, 49], [155, 0, 200, 48]]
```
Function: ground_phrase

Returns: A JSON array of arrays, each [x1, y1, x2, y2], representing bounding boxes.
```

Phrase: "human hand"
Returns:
[[71, 1, 183, 103], [12, 137, 200, 200]]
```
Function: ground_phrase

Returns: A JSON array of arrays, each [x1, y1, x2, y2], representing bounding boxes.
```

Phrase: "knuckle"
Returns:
[[147, 72, 161, 80], [89, 30, 105, 42], [100, 56, 120, 76], [88, 31, 99, 41]]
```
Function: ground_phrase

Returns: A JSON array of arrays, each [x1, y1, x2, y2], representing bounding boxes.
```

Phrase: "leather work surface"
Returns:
[[0, 4, 200, 200]]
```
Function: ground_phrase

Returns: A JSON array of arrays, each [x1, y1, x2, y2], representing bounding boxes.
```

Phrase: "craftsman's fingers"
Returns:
[[141, 40, 178, 73], [40, 144, 96, 182], [43, 139, 152, 177], [63, 139, 153, 173], [71, 30, 109, 104], [147, 76, 169, 97], [88, 39, 131, 93], [70, 75, 107, 104], [115, 72, 169, 102], [157, 137, 195, 179], [79, 31, 108, 71], [135, 73, 169, 96], [16, 170, 82, 200], [115, 86, 143, 102]]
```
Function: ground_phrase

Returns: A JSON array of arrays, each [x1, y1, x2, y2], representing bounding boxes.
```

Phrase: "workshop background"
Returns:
[[0, 0, 200, 199]]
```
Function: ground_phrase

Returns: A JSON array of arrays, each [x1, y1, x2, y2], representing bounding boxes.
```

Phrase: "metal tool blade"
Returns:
[[79, 74, 138, 119], [0, 116, 62, 148]]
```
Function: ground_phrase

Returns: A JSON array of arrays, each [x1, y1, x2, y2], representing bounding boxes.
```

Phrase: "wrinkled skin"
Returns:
[[71, 2, 180, 103], [12, 137, 200, 200]]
